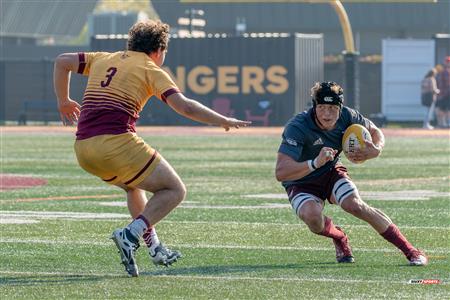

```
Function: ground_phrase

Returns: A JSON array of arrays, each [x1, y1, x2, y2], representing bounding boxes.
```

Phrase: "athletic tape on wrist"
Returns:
[[307, 159, 316, 171]]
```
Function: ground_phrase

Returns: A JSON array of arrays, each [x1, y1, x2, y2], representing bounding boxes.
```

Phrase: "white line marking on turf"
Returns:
[[244, 190, 450, 201], [0, 218, 39, 224], [162, 220, 450, 230], [0, 211, 448, 230], [98, 201, 201, 207], [0, 210, 129, 219], [0, 238, 447, 254], [0, 270, 447, 285], [97, 202, 290, 209]]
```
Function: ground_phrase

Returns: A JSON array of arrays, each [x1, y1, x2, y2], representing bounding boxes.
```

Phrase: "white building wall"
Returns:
[[382, 39, 435, 121]]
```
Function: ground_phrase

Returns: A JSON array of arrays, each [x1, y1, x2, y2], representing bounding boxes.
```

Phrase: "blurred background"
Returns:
[[1, 0, 449, 126]]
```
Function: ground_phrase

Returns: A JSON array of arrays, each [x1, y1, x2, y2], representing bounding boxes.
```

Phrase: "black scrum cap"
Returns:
[[313, 81, 344, 108]]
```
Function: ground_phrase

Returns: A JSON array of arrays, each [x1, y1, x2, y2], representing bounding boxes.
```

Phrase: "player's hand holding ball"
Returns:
[[342, 124, 380, 163], [348, 139, 382, 163]]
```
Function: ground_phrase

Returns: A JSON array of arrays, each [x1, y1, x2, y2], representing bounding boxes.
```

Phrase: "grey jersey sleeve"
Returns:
[[278, 124, 304, 161]]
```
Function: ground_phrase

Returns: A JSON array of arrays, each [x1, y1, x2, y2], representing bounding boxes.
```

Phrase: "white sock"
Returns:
[[127, 217, 148, 239], [144, 227, 160, 251]]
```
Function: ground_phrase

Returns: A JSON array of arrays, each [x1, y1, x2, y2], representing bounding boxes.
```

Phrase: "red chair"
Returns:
[[212, 98, 234, 117], [245, 109, 272, 126]]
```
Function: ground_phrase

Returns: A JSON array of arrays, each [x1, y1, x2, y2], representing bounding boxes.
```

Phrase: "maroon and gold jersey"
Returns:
[[76, 51, 179, 139]]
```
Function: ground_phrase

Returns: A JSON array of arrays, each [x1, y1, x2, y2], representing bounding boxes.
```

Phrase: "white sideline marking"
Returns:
[[98, 201, 201, 207], [162, 220, 450, 230], [0, 218, 39, 224], [244, 190, 450, 201], [97, 202, 289, 209], [0, 270, 447, 285], [0, 238, 447, 254], [0, 211, 448, 230], [0, 210, 129, 219]]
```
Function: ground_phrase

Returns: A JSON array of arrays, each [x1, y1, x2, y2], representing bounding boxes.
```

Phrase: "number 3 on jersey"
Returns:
[[101, 67, 117, 87]]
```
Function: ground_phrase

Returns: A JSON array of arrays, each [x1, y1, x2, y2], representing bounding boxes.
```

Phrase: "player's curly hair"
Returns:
[[311, 81, 343, 99], [127, 20, 170, 54]]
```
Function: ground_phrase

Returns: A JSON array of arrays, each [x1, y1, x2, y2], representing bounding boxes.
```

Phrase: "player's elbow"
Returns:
[[55, 53, 68, 65], [275, 166, 285, 182], [55, 53, 74, 71]]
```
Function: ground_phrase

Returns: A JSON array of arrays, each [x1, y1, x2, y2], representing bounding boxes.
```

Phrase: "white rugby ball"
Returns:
[[342, 124, 371, 164]]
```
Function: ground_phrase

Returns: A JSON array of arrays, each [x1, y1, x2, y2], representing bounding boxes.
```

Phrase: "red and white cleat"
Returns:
[[407, 249, 428, 266]]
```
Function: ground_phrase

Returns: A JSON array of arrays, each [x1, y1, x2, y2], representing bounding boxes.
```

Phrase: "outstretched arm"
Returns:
[[53, 53, 81, 125], [166, 93, 251, 131]]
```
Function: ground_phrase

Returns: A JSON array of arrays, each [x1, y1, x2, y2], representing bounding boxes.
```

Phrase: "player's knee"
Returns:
[[342, 199, 366, 217], [300, 210, 323, 233], [172, 180, 187, 204], [306, 217, 324, 233]]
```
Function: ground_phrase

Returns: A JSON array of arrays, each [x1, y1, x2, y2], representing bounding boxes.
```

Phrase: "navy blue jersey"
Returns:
[[278, 106, 370, 189]]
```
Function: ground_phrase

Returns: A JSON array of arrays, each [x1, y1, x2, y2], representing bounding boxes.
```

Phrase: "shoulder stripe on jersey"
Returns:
[[161, 88, 180, 103], [124, 151, 159, 185], [77, 52, 86, 74]]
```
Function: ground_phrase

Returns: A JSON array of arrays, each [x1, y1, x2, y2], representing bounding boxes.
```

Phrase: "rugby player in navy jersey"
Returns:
[[275, 81, 427, 266]]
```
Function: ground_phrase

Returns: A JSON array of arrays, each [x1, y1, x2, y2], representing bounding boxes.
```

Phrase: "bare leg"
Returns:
[[297, 199, 353, 262], [339, 194, 423, 263], [297, 200, 325, 233], [114, 184, 148, 219], [134, 156, 186, 226], [111, 155, 185, 275], [340, 195, 391, 233]]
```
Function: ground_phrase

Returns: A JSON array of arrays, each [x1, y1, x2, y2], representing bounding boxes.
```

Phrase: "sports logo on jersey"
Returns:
[[313, 137, 324, 146], [285, 138, 297, 146]]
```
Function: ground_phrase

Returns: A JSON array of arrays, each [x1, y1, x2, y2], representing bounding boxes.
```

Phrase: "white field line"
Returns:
[[2, 189, 449, 203], [162, 220, 450, 230], [0, 211, 129, 219], [244, 191, 450, 201], [0, 270, 447, 286], [98, 202, 291, 209], [98, 201, 450, 210], [0, 238, 448, 254], [0, 211, 449, 230]]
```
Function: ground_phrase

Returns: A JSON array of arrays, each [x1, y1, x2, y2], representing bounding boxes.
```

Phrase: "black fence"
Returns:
[[0, 59, 87, 124], [91, 35, 323, 126], [1, 35, 384, 125]]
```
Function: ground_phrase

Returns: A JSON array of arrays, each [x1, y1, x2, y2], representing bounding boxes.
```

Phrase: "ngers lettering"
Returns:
[[163, 65, 289, 95]]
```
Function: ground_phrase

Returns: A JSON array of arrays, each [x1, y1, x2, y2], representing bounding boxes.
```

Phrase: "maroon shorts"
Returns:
[[286, 164, 351, 204]]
